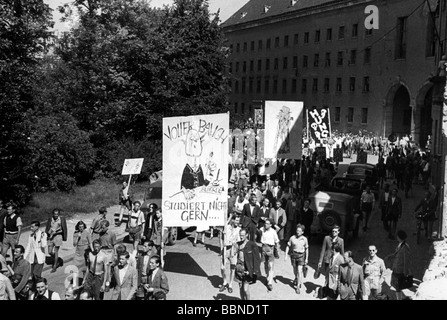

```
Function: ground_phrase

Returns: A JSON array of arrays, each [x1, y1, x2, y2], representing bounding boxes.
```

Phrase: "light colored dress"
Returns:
[[73, 229, 92, 273]]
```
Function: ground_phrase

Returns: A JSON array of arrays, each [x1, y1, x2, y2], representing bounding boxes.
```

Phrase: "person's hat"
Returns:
[[99, 206, 107, 213]]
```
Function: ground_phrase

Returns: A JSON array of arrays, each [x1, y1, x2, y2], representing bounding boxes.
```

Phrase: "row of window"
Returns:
[[230, 76, 370, 94], [230, 24, 372, 54], [229, 48, 371, 73], [232, 104, 369, 124]]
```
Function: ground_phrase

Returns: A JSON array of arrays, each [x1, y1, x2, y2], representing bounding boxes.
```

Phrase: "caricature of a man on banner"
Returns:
[[162, 113, 229, 228]]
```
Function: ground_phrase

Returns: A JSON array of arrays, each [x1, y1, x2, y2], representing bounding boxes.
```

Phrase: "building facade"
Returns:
[[222, 0, 446, 150]]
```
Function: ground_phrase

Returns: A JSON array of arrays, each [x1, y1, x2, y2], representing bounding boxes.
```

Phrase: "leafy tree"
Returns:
[[0, 0, 54, 204]]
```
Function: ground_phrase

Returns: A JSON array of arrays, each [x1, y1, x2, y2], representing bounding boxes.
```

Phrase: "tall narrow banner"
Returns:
[[307, 107, 332, 145], [162, 113, 229, 228], [264, 101, 304, 159]]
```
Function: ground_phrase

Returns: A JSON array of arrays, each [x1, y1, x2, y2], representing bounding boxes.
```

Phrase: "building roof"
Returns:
[[221, 0, 344, 28]]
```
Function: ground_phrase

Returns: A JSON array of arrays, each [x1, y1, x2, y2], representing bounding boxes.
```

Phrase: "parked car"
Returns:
[[141, 178, 179, 246], [327, 177, 364, 214], [308, 191, 360, 243], [344, 162, 380, 198]]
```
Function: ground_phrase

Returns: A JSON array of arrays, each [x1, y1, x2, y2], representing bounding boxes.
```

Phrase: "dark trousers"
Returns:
[[31, 263, 44, 280], [84, 272, 105, 300], [284, 220, 296, 241]]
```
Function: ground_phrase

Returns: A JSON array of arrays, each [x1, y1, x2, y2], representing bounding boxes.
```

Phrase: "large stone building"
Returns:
[[221, 0, 446, 151]]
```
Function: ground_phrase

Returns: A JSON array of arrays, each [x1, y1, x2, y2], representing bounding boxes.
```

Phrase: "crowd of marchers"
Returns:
[[0, 132, 439, 300]]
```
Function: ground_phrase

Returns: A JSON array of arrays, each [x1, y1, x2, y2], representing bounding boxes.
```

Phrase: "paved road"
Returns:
[[39, 154, 436, 300]]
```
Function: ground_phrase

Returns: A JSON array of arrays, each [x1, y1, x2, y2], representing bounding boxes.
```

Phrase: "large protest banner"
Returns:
[[264, 101, 304, 159], [162, 113, 229, 228], [307, 107, 332, 145]]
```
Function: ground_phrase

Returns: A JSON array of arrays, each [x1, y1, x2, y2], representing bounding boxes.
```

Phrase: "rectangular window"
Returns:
[[251, 41, 255, 51], [350, 49, 357, 64], [426, 13, 436, 57], [256, 78, 261, 93], [258, 39, 263, 51], [230, 44, 233, 53], [275, 37, 280, 48], [326, 28, 332, 41], [312, 78, 318, 92], [266, 58, 270, 70], [283, 57, 288, 69], [249, 78, 253, 93], [352, 23, 358, 37], [243, 61, 247, 73], [293, 56, 298, 69], [304, 32, 309, 44], [301, 79, 307, 93], [337, 51, 343, 66], [236, 43, 240, 53], [325, 52, 331, 67], [364, 47, 371, 64], [236, 62, 240, 72], [257, 59, 262, 71], [335, 107, 341, 122], [284, 35, 289, 47], [361, 108, 368, 124], [336, 77, 342, 92], [347, 107, 354, 123], [229, 62, 233, 73], [395, 17, 408, 59], [282, 79, 287, 94], [363, 76, 370, 92], [315, 30, 320, 42], [266, 38, 271, 49], [303, 55, 308, 68], [250, 60, 254, 72], [274, 58, 279, 70], [314, 53, 319, 67], [338, 26, 345, 40], [294, 33, 299, 45], [324, 78, 330, 92], [243, 42, 247, 52], [234, 102, 238, 114], [241, 78, 246, 93], [273, 79, 278, 94], [234, 80, 239, 93], [365, 28, 372, 36], [349, 77, 356, 91], [241, 103, 245, 115], [292, 78, 297, 93], [264, 78, 270, 93]]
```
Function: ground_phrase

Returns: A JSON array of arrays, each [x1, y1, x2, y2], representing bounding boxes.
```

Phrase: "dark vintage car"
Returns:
[[344, 162, 380, 198], [327, 177, 364, 214], [308, 191, 360, 243]]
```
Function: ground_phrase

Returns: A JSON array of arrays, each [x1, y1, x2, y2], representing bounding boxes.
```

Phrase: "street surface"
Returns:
[[38, 154, 437, 300]]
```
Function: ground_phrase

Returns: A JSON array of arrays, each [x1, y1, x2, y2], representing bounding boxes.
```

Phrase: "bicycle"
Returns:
[[414, 211, 427, 245]]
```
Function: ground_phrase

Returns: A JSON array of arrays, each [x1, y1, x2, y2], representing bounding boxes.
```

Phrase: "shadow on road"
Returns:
[[274, 275, 293, 288], [213, 293, 240, 300], [207, 275, 222, 289], [164, 252, 208, 278], [303, 281, 320, 294]]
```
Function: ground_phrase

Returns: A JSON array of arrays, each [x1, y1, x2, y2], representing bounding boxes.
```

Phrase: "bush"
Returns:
[[94, 136, 162, 182], [23, 112, 96, 192]]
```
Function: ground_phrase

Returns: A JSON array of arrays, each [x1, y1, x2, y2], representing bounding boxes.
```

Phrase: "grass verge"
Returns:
[[21, 178, 148, 227]]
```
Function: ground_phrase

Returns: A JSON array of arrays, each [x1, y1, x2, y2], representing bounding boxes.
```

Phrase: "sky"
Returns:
[[44, 0, 250, 32]]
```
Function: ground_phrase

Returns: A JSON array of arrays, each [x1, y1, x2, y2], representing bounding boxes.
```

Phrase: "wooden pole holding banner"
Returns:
[[161, 219, 164, 268]]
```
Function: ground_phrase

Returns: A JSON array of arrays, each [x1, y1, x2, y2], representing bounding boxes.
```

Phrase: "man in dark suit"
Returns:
[[135, 240, 157, 300], [338, 251, 365, 300], [241, 194, 262, 242], [144, 255, 169, 300], [318, 225, 345, 276], [386, 188, 402, 240], [300, 159, 314, 199]]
